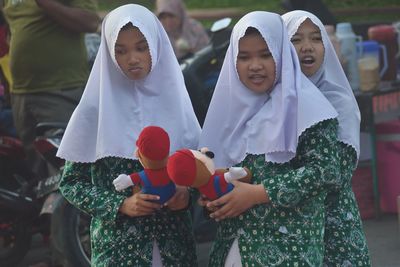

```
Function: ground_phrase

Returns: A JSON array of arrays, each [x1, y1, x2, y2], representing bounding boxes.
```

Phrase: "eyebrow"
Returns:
[[294, 30, 321, 36], [136, 38, 148, 45], [238, 48, 270, 54], [115, 38, 148, 47]]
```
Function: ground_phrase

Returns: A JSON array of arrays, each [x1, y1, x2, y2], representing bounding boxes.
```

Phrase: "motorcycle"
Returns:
[[0, 122, 91, 267], [180, 18, 232, 242], [181, 17, 232, 126]]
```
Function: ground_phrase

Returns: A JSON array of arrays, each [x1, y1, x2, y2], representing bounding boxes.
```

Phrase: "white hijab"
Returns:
[[57, 4, 201, 163], [282, 10, 361, 159], [199, 11, 338, 168]]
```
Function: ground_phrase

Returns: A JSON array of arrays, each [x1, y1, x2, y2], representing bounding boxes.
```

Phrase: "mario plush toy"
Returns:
[[112, 126, 176, 204], [167, 148, 251, 200]]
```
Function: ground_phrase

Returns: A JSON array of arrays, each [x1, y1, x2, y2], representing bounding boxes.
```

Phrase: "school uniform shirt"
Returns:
[[283, 10, 371, 266], [60, 158, 197, 267], [199, 11, 340, 267], [57, 4, 201, 267], [209, 119, 340, 267]]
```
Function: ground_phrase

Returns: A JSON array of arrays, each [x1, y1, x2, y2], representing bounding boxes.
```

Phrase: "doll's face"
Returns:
[[115, 24, 152, 80], [290, 19, 325, 77], [236, 31, 276, 94], [191, 149, 215, 175]]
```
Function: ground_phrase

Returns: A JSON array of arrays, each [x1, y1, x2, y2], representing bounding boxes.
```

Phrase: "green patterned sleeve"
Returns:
[[262, 119, 341, 208], [59, 161, 126, 224]]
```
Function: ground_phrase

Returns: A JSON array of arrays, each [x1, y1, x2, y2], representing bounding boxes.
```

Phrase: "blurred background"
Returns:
[[97, 0, 400, 25]]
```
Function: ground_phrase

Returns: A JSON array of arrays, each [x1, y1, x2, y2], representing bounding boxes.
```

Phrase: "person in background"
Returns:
[[2, 0, 100, 178], [155, 0, 209, 61], [57, 4, 201, 266], [0, 10, 14, 137], [199, 11, 341, 266], [282, 10, 371, 266]]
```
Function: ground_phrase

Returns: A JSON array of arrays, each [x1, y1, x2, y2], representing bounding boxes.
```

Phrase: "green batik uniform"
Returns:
[[60, 157, 197, 267], [323, 143, 371, 266], [209, 119, 341, 267]]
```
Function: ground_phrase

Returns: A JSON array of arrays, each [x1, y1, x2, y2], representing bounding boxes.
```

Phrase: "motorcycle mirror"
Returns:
[[210, 17, 232, 33]]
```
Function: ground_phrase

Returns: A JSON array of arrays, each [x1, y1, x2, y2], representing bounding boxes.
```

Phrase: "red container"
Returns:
[[352, 165, 375, 219], [368, 25, 398, 81], [376, 120, 400, 213]]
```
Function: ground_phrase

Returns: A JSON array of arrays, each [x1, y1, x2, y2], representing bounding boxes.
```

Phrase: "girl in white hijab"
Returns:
[[199, 11, 340, 266], [282, 10, 371, 267], [57, 4, 200, 266]]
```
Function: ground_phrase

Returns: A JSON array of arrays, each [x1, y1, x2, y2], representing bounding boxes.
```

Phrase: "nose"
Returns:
[[301, 39, 314, 53], [128, 52, 140, 65], [249, 58, 263, 71]]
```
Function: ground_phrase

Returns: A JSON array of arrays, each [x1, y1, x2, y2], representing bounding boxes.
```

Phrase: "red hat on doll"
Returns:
[[167, 149, 196, 186], [136, 126, 170, 160]]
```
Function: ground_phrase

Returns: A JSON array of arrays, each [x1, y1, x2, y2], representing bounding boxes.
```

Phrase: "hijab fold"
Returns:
[[57, 4, 201, 163]]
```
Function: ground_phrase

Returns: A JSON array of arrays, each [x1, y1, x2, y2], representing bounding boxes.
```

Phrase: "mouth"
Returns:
[[300, 56, 315, 67], [248, 74, 266, 84], [128, 66, 142, 74]]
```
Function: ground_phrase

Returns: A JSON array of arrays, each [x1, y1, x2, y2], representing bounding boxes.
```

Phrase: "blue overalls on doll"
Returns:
[[138, 170, 176, 204]]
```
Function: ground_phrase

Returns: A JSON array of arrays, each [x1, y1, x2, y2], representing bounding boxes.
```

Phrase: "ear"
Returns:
[[135, 148, 140, 158]]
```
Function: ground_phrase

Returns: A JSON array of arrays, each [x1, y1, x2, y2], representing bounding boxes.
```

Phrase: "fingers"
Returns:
[[165, 187, 189, 210], [197, 195, 209, 207], [121, 193, 162, 217], [207, 194, 229, 209], [209, 203, 237, 221], [137, 193, 161, 209]]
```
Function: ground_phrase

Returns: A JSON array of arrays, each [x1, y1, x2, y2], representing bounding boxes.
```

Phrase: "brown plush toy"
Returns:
[[112, 126, 176, 204], [167, 147, 251, 200]]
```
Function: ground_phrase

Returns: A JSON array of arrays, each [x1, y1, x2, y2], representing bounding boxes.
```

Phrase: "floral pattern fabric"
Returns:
[[209, 119, 341, 267], [323, 143, 371, 266], [60, 157, 197, 267]]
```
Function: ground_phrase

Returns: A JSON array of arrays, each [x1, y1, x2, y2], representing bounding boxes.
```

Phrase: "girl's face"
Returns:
[[236, 33, 276, 94], [115, 25, 152, 80], [158, 12, 181, 34], [290, 19, 324, 77]]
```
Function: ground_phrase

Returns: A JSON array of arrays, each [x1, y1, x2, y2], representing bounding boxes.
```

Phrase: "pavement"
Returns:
[[17, 213, 399, 267]]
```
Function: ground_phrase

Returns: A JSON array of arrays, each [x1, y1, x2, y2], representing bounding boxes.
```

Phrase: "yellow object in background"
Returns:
[[0, 53, 12, 88]]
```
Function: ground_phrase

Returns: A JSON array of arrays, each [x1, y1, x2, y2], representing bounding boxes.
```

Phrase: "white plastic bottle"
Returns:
[[336, 22, 362, 91], [325, 25, 345, 67]]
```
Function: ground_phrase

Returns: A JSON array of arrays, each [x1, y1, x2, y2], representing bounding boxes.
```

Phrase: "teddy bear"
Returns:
[[112, 126, 176, 204], [166, 148, 251, 200]]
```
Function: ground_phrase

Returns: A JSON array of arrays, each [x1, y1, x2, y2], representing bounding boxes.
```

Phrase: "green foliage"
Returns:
[[96, 0, 399, 23], [323, 0, 400, 8], [97, 0, 154, 11], [184, 0, 281, 10]]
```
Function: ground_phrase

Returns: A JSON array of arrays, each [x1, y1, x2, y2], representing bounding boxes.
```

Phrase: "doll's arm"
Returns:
[[224, 167, 252, 183], [113, 173, 135, 191]]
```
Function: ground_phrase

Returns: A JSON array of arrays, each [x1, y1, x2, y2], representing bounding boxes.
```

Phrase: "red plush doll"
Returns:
[[167, 148, 251, 200], [112, 126, 176, 204]]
